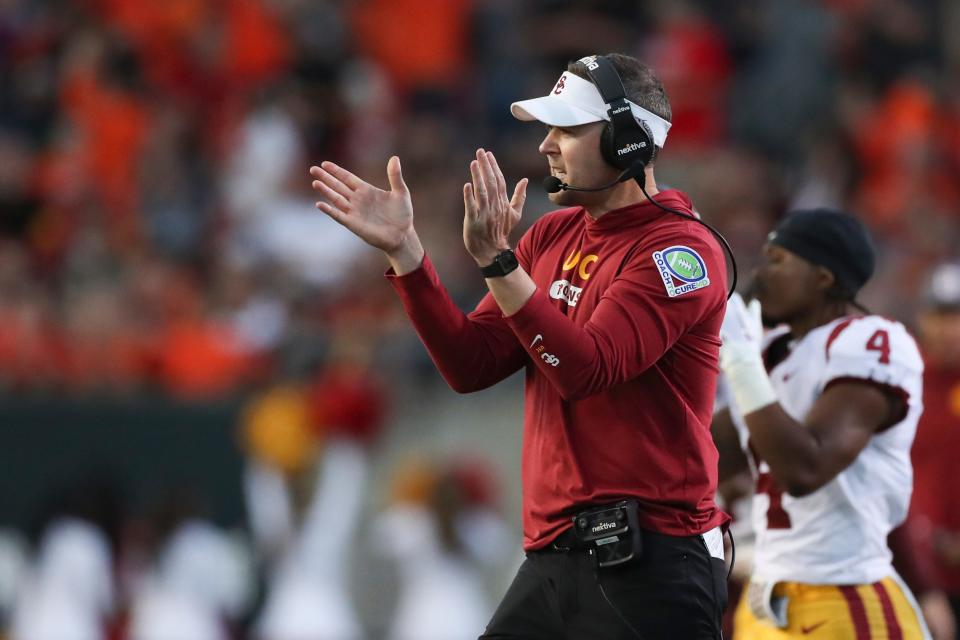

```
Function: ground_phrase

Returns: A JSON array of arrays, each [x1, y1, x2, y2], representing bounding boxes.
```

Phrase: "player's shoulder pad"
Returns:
[[825, 315, 923, 373]]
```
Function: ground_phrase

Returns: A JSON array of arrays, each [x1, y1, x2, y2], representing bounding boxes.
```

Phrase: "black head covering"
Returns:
[[768, 208, 876, 297]]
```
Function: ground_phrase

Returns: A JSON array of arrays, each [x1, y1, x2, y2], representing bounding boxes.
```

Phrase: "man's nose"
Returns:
[[539, 128, 559, 155]]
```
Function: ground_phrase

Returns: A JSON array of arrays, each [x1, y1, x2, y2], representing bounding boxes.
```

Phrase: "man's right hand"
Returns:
[[310, 156, 425, 273], [720, 293, 764, 358]]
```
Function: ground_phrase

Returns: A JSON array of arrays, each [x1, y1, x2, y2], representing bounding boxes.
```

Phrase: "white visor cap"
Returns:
[[510, 71, 671, 148]]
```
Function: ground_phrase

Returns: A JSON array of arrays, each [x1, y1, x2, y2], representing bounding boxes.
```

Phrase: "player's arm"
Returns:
[[740, 381, 899, 496], [720, 298, 917, 496]]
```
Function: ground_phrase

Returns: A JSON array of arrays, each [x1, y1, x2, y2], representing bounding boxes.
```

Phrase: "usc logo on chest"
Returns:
[[549, 251, 600, 307]]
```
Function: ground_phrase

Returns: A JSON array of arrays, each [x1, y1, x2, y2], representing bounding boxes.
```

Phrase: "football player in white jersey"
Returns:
[[715, 208, 931, 639]]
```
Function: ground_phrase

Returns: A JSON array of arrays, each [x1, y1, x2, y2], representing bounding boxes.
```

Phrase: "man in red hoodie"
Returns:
[[311, 53, 728, 639]]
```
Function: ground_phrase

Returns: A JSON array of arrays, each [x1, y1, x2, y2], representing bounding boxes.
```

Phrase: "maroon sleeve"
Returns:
[[504, 228, 725, 401], [386, 254, 527, 393]]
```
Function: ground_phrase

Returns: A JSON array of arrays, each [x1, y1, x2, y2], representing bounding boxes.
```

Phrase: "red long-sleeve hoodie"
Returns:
[[388, 190, 729, 550]]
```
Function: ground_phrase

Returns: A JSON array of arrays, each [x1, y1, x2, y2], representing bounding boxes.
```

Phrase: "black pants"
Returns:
[[480, 528, 727, 640]]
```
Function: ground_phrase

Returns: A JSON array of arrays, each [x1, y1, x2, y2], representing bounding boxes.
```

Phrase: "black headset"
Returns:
[[580, 55, 656, 171], [579, 54, 739, 299]]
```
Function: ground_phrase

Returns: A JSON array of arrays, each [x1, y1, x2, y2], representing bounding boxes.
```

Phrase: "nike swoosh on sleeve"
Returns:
[[800, 621, 827, 634]]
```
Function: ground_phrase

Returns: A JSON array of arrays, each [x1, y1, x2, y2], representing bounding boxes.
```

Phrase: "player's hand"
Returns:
[[463, 148, 528, 266], [720, 293, 764, 357], [719, 293, 777, 414], [310, 156, 418, 257]]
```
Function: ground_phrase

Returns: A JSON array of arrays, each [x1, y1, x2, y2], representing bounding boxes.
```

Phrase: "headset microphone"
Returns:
[[541, 176, 564, 193], [542, 163, 646, 194], [541, 175, 622, 193]]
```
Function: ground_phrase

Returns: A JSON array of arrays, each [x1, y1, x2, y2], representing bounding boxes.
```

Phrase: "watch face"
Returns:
[[481, 249, 518, 277], [499, 251, 519, 270]]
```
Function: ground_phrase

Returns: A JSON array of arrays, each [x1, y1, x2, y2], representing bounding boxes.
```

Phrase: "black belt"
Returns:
[[545, 526, 589, 552], [542, 524, 695, 554]]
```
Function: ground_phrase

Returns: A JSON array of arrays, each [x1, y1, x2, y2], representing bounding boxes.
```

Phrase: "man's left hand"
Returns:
[[463, 148, 528, 266]]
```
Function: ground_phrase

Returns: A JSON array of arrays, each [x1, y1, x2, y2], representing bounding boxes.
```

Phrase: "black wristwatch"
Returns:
[[480, 249, 519, 278]]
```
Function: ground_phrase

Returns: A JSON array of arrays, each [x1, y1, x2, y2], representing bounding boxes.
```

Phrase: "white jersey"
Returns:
[[728, 315, 924, 584]]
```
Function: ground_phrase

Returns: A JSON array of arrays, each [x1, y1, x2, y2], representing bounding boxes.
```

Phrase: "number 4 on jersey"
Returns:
[[866, 329, 890, 364]]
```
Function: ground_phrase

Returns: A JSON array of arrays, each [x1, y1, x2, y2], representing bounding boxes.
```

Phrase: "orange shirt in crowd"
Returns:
[[59, 70, 150, 245], [851, 80, 960, 229], [91, 0, 289, 154], [351, 0, 473, 92], [155, 318, 257, 399]]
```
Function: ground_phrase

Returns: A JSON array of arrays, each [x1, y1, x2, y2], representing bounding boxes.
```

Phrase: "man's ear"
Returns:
[[815, 265, 836, 293]]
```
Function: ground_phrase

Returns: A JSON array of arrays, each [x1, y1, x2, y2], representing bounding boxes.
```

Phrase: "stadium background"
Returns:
[[1, 0, 959, 637]]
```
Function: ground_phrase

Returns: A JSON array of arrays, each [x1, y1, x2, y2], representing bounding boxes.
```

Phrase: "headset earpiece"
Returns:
[[582, 55, 655, 171], [599, 118, 654, 170], [599, 122, 617, 167]]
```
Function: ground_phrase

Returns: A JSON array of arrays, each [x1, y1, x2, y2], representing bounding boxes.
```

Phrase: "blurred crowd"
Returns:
[[1, 0, 959, 396], [2, 0, 960, 637]]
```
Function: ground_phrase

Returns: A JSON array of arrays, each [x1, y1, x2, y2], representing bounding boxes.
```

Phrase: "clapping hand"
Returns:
[[310, 156, 418, 258], [462, 148, 528, 266]]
